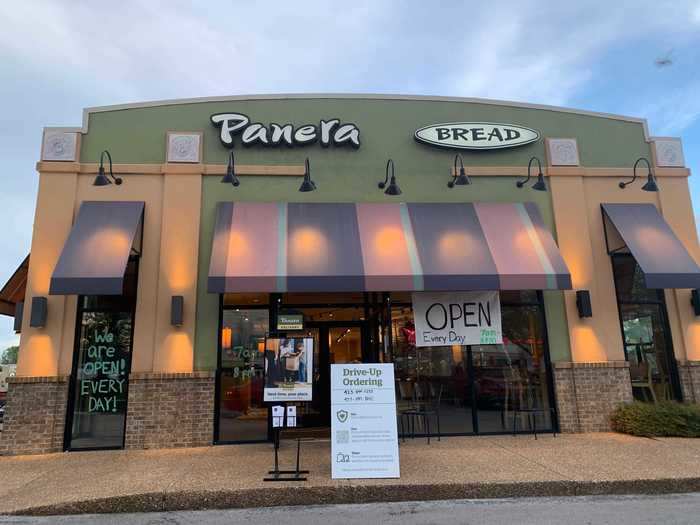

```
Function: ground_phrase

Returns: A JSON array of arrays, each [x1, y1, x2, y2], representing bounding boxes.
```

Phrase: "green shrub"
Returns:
[[610, 402, 700, 437]]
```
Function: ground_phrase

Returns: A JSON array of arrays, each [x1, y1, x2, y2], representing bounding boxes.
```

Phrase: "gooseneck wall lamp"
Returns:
[[92, 150, 123, 186], [448, 154, 471, 188], [298, 158, 316, 192], [619, 157, 658, 192], [516, 156, 547, 191], [221, 150, 240, 187], [378, 159, 402, 196]]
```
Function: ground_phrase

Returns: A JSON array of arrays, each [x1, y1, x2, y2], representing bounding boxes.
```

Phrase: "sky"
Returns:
[[1, 0, 700, 350]]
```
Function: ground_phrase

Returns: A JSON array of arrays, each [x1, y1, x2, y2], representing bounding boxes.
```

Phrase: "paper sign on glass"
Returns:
[[411, 291, 502, 347]]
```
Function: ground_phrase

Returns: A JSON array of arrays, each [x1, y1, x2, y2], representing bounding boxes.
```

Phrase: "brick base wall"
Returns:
[[677, 361, 700, 404], [0, 376, 69, 456], [553, 362, 633, 432], [124, 372, 215, 450]]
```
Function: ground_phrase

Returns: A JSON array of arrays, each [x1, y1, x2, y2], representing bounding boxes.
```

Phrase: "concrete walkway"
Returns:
[[0, 433, 699, 515]]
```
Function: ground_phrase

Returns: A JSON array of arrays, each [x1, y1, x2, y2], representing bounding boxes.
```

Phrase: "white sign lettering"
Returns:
[[211, 113, 361, 149], [331, 364, 400, 479], [412, 291, 503, 347], [415, 122, 539, 150]]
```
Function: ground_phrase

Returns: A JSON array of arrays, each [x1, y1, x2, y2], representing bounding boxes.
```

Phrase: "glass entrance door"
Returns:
[[612, 254, 681, 402], [295, 323, 364, 429]]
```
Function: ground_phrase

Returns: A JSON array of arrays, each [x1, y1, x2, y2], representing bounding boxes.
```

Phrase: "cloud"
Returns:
[[3, 2, 700, 345], [0, 0, 698, 112], [642, 81, 700, 135]]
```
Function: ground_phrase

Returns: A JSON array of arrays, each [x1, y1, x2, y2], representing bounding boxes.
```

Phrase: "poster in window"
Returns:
[[263, 337, 314, 401]]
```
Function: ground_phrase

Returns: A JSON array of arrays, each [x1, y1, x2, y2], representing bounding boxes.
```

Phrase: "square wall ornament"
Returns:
[[652, 138, 685, 167], [546, 138, 580, 166], [41, 129, 79, 161], [167, 132, 202, 163]]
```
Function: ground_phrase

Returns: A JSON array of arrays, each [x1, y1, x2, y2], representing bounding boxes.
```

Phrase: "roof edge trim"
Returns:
[[71, 93, 650, 139]]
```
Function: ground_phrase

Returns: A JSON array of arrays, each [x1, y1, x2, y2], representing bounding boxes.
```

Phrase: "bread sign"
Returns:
[[415, 122, 540, 150]]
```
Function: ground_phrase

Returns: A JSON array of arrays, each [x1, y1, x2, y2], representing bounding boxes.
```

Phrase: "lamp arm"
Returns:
[[517, 156, 541, 188], [620, 157, 651, 189], [449, 154, 464, 188], [379, 159, 393, 189], [100, 150, 122, 185]]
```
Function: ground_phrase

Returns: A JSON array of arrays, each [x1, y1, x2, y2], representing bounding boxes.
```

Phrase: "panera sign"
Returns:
[[415, 122, 540, 150]]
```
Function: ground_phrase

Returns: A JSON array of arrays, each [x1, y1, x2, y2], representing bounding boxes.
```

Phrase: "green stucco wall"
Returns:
[[78, 96, 653, 370]]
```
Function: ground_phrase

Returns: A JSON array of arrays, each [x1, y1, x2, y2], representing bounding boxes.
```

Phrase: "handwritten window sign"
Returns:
[[69, 311, 133, 448], [411, 291, 503, 347]]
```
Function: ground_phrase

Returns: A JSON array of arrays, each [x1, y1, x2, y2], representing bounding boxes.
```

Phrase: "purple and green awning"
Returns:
[[208, 202, 572, 293]]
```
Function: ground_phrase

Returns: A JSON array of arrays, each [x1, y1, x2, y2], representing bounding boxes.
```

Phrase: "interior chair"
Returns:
[[629, 361, 657, 403]]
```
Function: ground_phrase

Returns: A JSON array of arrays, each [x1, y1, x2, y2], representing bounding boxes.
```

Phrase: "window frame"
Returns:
[[388, 290, 558, 436], [64, 257, 139, 452], [611, 253, 683, 401], [214, 295, 272, 445]]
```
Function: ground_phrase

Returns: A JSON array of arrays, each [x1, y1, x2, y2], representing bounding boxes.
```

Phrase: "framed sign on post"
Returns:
[[263, 336, 314, 402], [412, 291, 503, 347], [331, 363, 400, 479]]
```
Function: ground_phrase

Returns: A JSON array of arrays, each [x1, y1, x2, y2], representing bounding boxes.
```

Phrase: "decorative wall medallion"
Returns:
[[546, 138, 580, 166], [167, 132, 202, 163], [653, 138, 684, 168], [41, 130, 78, 161]]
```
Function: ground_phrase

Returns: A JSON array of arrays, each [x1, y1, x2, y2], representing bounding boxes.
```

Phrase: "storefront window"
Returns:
[[612, 255, 680, 402], [67, 260, 137, 450], [473, 304, 552, 433], [389, 292, 554, 435], [217, 308, 269, 442], [390, 305, 474, 435]]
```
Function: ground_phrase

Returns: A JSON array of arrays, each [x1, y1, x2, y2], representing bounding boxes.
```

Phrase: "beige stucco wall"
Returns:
[[550, 169, 700, 363], [17, 163, 699, 378], [17, 170, 79, 377], [658, 177, 700, 361], [152, 170, 202, 373], [17, 167, 202, 378]]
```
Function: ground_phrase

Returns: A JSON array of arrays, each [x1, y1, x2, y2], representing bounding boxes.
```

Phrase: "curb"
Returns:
[[9, 478, 700, 516]]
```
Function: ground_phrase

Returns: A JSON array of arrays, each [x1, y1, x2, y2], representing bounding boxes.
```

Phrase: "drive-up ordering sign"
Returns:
[[412, 291, 503, 347], [331, 364, 400, 479]]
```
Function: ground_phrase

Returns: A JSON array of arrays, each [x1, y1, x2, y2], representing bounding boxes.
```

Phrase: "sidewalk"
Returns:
[[1, 433, 699, 515]]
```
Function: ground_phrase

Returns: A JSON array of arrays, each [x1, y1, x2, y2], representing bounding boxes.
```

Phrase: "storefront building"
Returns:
[[1, 94, 699, 455]]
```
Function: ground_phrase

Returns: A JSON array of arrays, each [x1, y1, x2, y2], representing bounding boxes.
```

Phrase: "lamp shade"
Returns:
[[576, 290, 592, 318], [93, 167, 112, 186], [532, 173, 547, 192], [384, 175, 402, 195], [29, 296, 47, 328], [641, 174, 659, 192], [13, 301, 23, 333], [171, 296, 184, 326]]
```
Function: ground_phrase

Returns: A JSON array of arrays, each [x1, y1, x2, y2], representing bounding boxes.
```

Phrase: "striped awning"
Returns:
[[208, 202, 572, 293]]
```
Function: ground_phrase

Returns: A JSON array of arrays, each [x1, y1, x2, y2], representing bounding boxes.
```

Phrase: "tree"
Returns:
[[1, 346, 18, 365]]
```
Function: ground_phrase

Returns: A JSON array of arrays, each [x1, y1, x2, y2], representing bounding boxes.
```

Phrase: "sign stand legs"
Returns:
[[264, 428, 309, 482]]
